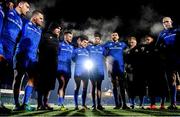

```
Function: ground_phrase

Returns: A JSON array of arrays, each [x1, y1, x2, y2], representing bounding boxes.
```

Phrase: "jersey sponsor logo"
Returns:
[[9, 11, 14, 16], [77, 53, 89, 56], [7, 17, 22, 30], [109, 47, 122, 50], [27, 26, 41, 35], [164, 33, 176, 39], [90, 50, 103, 54], [61, 48, 73, 53]]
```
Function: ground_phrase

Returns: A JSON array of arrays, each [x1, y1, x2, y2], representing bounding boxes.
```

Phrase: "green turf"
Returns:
[[1, 105, 180, 116]]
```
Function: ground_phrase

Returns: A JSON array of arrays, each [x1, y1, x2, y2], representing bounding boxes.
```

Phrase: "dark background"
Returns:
[[27, 0, 179, 40]]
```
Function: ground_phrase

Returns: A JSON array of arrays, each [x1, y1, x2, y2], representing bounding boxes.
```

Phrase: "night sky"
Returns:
[[32, 0, 180, 40]]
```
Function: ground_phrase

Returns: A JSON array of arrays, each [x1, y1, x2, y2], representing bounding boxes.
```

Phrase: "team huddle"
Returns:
[[0, 0, 180, 113]]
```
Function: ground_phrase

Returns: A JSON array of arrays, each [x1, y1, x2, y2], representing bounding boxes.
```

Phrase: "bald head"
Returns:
[[162, 17, 173, 30]]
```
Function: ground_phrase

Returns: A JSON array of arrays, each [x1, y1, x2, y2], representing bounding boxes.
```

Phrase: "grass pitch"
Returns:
[[1, 104, 180, 116]]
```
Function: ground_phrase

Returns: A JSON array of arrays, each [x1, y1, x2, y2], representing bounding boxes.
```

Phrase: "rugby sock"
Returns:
[[37, 91, 43, 106], [150, 96, 156, 105], [97, 96, 101, 106], [139, 96, 144, 106], [113, 88, 118, 106], [82, 89, 87, 106], [161, 96, 166, 105], [23, 85, 33, 105], [74, 89, 79, 106], [92, 90, 96, 106], [171, 85, 177, 105], [58, 97, 64, 106], [14, 90, 20, 106], [0, 92, 2, 106], [131, 97, 135, 106]]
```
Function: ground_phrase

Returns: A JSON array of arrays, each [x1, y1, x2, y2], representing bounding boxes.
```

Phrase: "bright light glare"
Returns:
[[84, 59, 93, 70]]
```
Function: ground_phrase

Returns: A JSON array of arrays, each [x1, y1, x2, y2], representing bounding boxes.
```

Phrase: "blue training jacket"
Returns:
[[1, 9, 23, 62], [104, 40, 127, 74], [14, 20, 42, 68], [57, 40, 74, 74], [72, 47, 90, 79]]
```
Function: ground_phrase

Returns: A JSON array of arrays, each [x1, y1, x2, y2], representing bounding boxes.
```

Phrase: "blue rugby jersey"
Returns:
[[158, 28, 180, 46], [14, 20, 42, 68], [1, 9, 23, 62], [72, 47, 90, 79], [0, 5, 4, 55], [57, 40, 74, 74], [0, 5, 4, 35], [87, 44, 105, 77], [104, 40, 127, 73]]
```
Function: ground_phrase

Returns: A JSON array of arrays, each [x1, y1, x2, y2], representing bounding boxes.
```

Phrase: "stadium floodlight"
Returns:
[[84, 59, 93, 71]]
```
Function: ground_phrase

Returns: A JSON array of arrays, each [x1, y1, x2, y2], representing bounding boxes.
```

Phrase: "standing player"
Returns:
[[156, 17, 180, 110], [73, 35, 90, 111], [57, 31, 74, 111], [87, 32, 105, 110], [13, 10, 44, 111], [104, 32, 129, 109], [37, 22, 62, 110], [1, 0, 30, 70]]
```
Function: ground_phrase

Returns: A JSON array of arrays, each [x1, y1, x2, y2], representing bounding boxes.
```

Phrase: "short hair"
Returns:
[[64, 30, 72, 35], [6, 0, 16, 4], [112, 31, 118, 34], [32, 10, 43, 16], [94, 32, 102, 38], [79, 35, 88, 41], [17, 0, 30, 4], [128, 36, 136, 41], [162, 17, 172, 23], [15, 0, 30, 7], [144, 35, 154, 39]]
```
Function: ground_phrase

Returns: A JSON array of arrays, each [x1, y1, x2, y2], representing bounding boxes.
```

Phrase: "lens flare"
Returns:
[[84, 59, 93, 71]]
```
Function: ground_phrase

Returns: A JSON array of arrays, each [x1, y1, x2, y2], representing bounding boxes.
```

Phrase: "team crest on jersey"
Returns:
[[70, 46, 73, 49], [9, 11, 14, 16], [141, 47, 145, 51], [135, 49, 138, 52]]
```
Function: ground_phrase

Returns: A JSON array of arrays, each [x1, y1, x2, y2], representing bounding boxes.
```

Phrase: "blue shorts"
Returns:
[[14, 53, 38, 77], [89, 66, 104, 80], [74, 64, 89, 79], [57, 62, 71, 74], [2, 39, 15, 64], [57, 70, 71, 79]]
